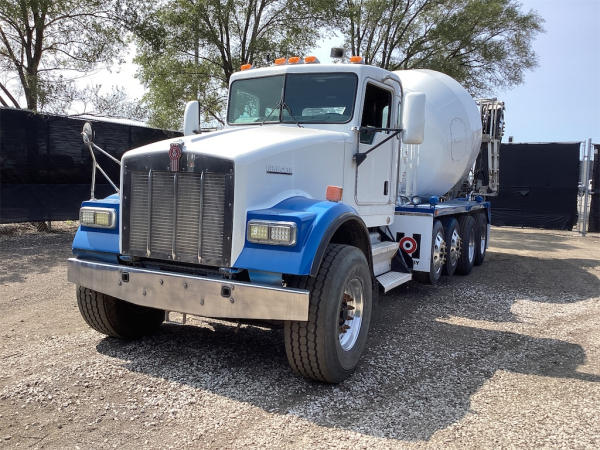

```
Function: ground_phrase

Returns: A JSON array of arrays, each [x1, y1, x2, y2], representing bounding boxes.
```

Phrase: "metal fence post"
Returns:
[[581, 138, 592, 236]]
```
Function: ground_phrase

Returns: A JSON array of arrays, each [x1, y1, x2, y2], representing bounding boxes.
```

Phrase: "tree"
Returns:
[[134, 0, 333, 129], [77, 85, 148, 122], [0, 0, 126, 111], [341, 0, 543, 93]]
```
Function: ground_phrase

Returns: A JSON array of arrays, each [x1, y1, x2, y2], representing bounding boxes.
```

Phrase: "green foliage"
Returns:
[[0, 0, 541, 121], [133, 0, 333, 129], [0, 0, 126, 110], [342, 0, 543, 93]]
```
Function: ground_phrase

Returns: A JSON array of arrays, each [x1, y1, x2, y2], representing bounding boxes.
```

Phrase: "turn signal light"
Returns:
[[304, 56, 319, 64], [274, 57, 287, 65], [288, 56, 301, 64], [326, 186, 343, 202], [240, 63, 252, 71], [349, 55, 363, 64]]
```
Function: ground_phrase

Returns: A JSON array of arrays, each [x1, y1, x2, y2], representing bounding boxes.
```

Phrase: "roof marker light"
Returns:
[[288, 56, 301, 64], [304, 56, 319, 64], [349, 55, 363, 64], [274, 57, 287, 65], [240, 63, 252, 71]]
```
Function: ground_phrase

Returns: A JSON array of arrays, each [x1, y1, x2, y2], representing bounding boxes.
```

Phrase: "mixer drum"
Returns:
[[394, 69, 483, 198]]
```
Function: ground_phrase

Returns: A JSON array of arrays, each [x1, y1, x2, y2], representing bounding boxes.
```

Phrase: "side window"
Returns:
[[360, 83, 392, 144]]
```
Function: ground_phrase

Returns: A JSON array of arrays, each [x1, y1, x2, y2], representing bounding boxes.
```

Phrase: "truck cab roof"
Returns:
[[229, 62, 401, 85]]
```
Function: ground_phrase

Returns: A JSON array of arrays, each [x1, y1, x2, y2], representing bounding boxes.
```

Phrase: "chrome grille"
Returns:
[[201, 173, 226, 261], [125, 170, 229, 265]]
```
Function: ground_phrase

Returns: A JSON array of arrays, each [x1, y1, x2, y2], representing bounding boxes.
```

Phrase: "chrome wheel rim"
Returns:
[[449, 229, 461, 266], [468, 232, 475, 262], [432, 230, 446, 275], [480, 231, 486, 255], [339, 278, 364, 351]]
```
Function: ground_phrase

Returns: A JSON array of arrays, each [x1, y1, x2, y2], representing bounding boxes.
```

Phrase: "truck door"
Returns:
[[355, 82, 396, 204]]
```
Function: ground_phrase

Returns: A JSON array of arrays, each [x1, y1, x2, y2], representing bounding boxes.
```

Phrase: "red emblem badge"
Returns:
[[399, 236, 418, 254], [169, 142, 183, 172]]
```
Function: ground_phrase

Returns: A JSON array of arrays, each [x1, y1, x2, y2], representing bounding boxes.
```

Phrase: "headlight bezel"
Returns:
[[79, 206, 117, 229], [247, 220, 297, 246]]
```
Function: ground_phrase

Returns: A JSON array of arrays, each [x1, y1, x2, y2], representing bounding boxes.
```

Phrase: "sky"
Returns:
[[71, 0, 600, 144]]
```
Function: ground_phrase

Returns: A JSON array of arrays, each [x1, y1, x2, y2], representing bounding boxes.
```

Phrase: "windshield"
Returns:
[[227, 73, 358, 124]]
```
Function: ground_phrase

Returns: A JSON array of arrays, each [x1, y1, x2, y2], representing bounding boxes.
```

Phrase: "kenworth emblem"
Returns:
[[169, 142, 183, 171]]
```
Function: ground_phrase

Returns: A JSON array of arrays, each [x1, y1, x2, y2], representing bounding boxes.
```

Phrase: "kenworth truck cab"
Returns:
[[68, 56, 504, 383]]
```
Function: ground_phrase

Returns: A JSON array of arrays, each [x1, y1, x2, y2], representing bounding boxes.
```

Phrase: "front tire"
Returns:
[[284, 244, 373, 383], [77, 286, 164, 339]]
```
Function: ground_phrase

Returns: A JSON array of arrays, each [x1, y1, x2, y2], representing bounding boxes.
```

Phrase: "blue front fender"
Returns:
[[72, 194, 120, 263], [233, 196, 363, 276]]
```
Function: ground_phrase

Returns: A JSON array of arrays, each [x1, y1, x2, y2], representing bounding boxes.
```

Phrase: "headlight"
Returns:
[[80, 207, 116, 229], [247, 220, 297, 246]]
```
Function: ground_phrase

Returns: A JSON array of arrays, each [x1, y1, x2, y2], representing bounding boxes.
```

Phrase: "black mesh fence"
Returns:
[[0, 108, 181, 223], [490, 143, 581, 230], [589, 144, 600, 233]]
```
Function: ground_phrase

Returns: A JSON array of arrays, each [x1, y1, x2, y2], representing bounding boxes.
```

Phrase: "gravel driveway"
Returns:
[[1, 224, 599, 448]]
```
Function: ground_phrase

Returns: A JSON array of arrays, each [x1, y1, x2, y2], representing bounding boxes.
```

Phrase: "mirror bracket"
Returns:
[[353, 128, 402, 167]]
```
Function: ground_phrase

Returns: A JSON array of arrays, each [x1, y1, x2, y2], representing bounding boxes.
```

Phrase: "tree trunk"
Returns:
[[25, 70, 39, 111]]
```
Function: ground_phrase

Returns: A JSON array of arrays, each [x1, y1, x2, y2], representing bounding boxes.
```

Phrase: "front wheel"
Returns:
[[284, 244, 373, 383], [77, 286, 164, 339]]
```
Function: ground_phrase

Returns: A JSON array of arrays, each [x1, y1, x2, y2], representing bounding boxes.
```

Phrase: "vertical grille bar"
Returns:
[[197, 171, 205, 263], [172, 173, 178, 260], [146, 170, 153, 257]]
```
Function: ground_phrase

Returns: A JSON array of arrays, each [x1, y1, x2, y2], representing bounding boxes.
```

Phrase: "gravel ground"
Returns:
[[1, 224, 599, 448]]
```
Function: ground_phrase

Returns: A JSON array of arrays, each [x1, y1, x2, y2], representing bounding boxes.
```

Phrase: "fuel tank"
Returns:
[[394, 69, 482, 198]]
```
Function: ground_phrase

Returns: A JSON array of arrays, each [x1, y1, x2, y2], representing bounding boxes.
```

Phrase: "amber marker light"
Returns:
[[304, 56, 319, 64], [274, 57, 287, 65], [240, 63, 252, 71], [349, 55, 363, 64], [326, 186, 343, 202], [288, 56, 301, 64]]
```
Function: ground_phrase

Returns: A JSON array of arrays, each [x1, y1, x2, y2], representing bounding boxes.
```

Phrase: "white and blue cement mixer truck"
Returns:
[[68, 55, 504, 383]]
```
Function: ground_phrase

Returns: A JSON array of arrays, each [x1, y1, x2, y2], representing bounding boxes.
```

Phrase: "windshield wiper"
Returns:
[[280, 102, 303, 127], [261, 100, 283, 125], [261, 100, 301, 126]]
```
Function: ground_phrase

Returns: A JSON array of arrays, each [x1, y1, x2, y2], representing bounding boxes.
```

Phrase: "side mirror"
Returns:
[[183, 100, 199, 136], [82, 122, 94, 145], [402, 92, 426, 144]]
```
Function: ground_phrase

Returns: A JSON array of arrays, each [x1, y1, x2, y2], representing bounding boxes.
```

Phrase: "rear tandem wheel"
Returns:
[[456, 215, 476, 275], [474, 211, 488, 266], [413, 219, 446, 284], [442, 217, 461, 276]]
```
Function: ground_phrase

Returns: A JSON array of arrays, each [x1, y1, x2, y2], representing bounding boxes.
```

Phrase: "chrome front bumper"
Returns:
[[67, 258, 309, 321]]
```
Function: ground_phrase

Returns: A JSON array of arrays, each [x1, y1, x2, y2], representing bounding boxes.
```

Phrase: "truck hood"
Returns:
[[123, 125, 349, 165]]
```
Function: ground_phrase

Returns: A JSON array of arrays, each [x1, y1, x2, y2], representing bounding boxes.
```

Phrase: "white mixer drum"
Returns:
[[394, 69, 482, 198]]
